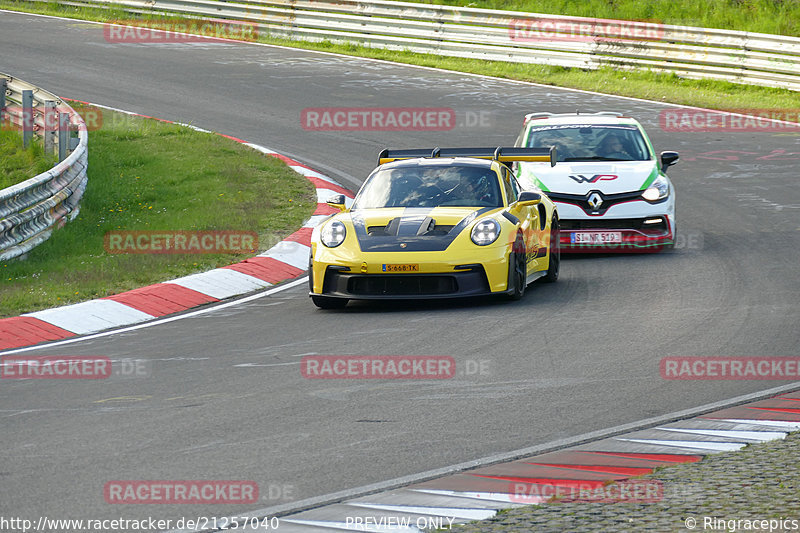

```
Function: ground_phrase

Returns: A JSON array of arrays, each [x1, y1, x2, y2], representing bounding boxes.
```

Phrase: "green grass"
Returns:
[[417, 0, 800, 36], [300, 44, 800, 114], [2, 0, 799, 117], [0, 128, 58, 190], [0, 103, 316, 318], [2, 0, 800, 316]]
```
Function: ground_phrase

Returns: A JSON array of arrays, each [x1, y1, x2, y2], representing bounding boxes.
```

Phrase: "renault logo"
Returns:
[[587, 192, 603, 211]]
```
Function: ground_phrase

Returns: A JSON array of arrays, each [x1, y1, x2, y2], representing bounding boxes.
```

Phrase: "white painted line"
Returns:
[[24, 299, 155, 335], [241, 143, 353, 189], [0, 100, 334, 350], [1, 21, 800, 529], [0, 97, 336, 349], [615, 438, 746, 452], [347, 502, 495, 521], [304, 215, 332, 228], [157, 382, 800, 533], [169, 268, 271, 300], [1, 278, 309, 356], [717, 419, 800, 430], [290, 164, 347, 187], [282, 519, 421, 532], [233, 362, 300, 368], [410, 489, 539, 504], [655, 427, 786, 442], [242, 142, 278, 156], [258, 240, 310, 270]]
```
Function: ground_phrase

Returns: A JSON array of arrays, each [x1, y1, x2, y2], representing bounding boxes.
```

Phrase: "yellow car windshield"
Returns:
[[353, 165, 502, 209]]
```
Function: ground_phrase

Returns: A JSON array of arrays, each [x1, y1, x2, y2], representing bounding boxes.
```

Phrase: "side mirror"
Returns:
[[660, 151, 679, 173], [326, 194, 347, 212], [517, 191, 542, 206]]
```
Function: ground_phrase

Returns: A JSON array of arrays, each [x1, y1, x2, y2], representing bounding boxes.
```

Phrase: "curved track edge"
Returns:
[[0, 101, 354, 352]]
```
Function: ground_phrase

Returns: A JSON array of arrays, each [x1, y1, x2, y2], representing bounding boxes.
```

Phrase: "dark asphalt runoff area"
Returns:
[[1, 10, 799, 527]]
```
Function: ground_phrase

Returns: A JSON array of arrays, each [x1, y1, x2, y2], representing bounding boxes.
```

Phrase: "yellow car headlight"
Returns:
[[321, 221, 346, 248], [471, 218, 501, 246]]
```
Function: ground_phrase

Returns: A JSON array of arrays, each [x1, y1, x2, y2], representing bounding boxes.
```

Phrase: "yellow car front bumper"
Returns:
[[310, 243, 514, 299]]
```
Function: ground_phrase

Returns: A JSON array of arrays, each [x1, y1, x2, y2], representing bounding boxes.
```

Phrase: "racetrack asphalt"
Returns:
[[1, 11, 799, 528]]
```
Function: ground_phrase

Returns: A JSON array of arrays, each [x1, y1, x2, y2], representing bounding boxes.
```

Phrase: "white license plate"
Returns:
[[570, 232, 623, 244], [382, 263, 420, 272]]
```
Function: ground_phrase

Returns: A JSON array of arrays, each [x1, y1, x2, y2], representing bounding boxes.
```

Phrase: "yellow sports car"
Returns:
[[309, 147, 561, 309]]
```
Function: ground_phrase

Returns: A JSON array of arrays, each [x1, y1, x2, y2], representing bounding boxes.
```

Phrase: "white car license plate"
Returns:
[[570, 232, 623, 244]]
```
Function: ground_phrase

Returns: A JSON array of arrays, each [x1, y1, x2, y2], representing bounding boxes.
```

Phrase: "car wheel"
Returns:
[[543, 217, 560, 283], [508, 232, 527, 300], [311, 295, 348, 309], [308, 254, 314, 292]]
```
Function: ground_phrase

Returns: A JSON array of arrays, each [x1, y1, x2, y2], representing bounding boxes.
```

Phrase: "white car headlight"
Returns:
[[471, 219, 501, 246], [642, 174, 670, 202], [321, 220, 346, 247]]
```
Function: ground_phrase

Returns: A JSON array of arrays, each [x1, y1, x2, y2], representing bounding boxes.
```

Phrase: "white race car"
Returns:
[[515, 112, 678, 252]]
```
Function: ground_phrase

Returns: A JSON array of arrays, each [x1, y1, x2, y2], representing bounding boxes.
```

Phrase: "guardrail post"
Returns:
[[58, 111, 70, 162], [22, 89, 34, 149], [0, 78, 7, 129], [0, 74, 90, 261], [44, 100, 57, 155]]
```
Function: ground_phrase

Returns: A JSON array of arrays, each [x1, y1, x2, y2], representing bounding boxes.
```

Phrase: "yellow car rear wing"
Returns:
[[377, 146, 557, 167]]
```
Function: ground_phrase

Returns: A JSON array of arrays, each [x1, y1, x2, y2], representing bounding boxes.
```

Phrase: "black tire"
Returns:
[[311, 294, 348, 309], [542, 217, 560, 283], [507, 233, 527, 300], [308, 254, 314, 292]]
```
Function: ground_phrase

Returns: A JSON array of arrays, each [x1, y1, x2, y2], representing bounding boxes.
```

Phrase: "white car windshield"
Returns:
[[526, 124, 651, 162], [352, 165, 503, 209]]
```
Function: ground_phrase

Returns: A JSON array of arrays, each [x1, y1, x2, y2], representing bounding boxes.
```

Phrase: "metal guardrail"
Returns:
[[0, 73, 88, 261], [28, 0, 800, 91]]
